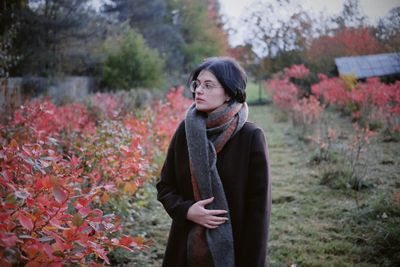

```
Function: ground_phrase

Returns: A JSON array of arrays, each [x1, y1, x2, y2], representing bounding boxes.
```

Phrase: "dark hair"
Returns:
[[187, 57, 247, 103]]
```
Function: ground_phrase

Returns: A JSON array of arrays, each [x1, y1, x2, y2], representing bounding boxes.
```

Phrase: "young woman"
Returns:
[[156, 57, 271, 267]]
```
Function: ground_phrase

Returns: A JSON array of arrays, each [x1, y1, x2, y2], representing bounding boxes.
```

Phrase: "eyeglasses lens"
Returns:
[[190, 81, 199, 92]]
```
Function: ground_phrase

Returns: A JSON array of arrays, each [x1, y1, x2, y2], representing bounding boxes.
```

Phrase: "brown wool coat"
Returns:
[[156, 120, 272, 267]]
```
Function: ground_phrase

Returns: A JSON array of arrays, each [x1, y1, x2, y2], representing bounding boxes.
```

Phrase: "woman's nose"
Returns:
[[195, 86, 205, 94]]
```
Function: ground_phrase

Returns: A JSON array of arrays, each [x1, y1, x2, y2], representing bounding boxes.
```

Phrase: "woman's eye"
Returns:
[[205, 83, 213, 89]]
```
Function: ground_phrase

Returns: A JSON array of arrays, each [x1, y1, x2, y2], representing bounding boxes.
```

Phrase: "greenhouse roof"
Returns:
[[335, 53, 400, 79]]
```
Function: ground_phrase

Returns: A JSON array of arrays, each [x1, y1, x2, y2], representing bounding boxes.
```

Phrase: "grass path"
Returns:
[[120, 103, 399, 266], [250, 104, 399, 266], [250, 104, 360, 266]]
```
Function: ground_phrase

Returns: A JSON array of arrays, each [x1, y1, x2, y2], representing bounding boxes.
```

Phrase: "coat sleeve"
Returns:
[[239, 128, 272, 267], [156, 124, 195, 226]]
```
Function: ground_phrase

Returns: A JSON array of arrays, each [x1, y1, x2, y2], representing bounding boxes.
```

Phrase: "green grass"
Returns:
[[246, 79, 269, 104], [249, 104, 400, 267]]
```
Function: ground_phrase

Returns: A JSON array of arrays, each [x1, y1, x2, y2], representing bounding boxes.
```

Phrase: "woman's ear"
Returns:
[[225, 94, 231, 102]]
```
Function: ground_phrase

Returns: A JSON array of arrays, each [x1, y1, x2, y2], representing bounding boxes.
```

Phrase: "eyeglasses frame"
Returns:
[[189, 80, 224, 93]]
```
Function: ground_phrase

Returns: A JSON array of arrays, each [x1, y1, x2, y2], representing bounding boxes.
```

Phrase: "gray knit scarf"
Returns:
[[185, 101, 248, 267]]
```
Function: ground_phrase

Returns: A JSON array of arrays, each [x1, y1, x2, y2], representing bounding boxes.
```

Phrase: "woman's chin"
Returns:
[[195, 103, 206, 112], [196, 103, 220, 114]]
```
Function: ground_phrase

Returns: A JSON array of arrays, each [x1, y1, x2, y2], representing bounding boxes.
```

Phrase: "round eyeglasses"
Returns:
[[189, 80, 223, 93]]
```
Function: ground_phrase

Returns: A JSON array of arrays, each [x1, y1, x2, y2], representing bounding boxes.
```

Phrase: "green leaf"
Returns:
[[72, 214, 83, 227]]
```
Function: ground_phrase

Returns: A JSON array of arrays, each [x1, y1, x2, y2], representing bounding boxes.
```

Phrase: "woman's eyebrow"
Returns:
[[197, 79, 218, 83]]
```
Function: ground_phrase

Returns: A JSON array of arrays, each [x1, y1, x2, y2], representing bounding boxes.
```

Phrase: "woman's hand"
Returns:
[[186, 197, 229, 229]]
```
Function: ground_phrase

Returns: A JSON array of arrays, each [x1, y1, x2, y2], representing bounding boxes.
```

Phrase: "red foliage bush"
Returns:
[[349, 78, 400, 131], [311, 75, 400, 132], [285, 64, 310, 79], [12, 99, 95, 143], [88, 93, 122, 120], [153, 86, 192, 151], [311, 76, 349, 108], [267, 63, 399, 134], [0, 88, 191, 265], [0, 138, 143, 266], [265, 78, 300, 114], [292, 95, 324, 126], [266, 75, 324, 130]]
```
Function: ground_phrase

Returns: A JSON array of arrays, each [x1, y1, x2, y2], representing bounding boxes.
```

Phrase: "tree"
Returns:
[[7, 0, 103, 76], [103, 0, 185, 73], [242, 0, 313, 75], [306, 27, 383, 75], [103, 0, 229, 75], [243, 0, 313, 57], [0, 22, 21, 78], [166, 0, 229, 71], [0, 0, 27, 33], [0, 1, 26, 77], [229, 43, 260, 77], [332, 0, 367, 30], [101, 28, 165, 90], [376, 6, 400, 53]]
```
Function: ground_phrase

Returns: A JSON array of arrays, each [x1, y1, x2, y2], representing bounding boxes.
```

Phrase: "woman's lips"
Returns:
[[195, 98, 205, 102]]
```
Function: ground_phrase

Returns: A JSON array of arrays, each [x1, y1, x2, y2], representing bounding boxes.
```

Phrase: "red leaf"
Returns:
[[18, 212, 34, 231], [78, 207, 91, 218], [43, 243, 54, 258], [76, 198, 91, 209], [42, 175, 54, 189], [132, 236, 145, 248], [89, 241, 110, 264], [53, 186, 68, 204], [118, 235, 133, 247], [26, 197, 35, 207], [70, 155, 79, 168], [120, 145, 130, 155], [49, 219, 69, 230], [0, 232, 20, 247], [90, 209, 103, 218]]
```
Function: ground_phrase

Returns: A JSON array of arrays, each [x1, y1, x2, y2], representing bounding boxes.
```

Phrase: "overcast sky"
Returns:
[[219, 0, 400, 46]]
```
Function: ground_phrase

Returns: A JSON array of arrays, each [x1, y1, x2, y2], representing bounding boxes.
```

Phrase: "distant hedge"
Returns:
[[102, 29, 165, 90]]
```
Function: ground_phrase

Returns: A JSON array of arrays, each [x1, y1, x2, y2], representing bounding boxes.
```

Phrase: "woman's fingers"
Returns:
[[203, 223, 218, 229], [202, 215, 228, 229], [188, 197, 229, 229], [208, 215, 228, 222], [197, 197, 214, 206], [204, 219, 227, 229], [207, 209, 228, 216], [209, 218, 227, 225]]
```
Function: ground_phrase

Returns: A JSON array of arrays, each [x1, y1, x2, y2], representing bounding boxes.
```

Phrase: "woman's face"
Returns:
[[194, 70, 230, 114]]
